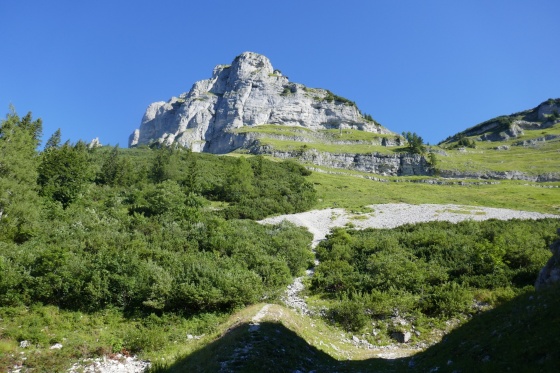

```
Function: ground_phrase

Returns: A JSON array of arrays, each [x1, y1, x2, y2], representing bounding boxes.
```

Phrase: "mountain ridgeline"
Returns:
[[131, 52, 560, 181], [129, 52, 391, 152]]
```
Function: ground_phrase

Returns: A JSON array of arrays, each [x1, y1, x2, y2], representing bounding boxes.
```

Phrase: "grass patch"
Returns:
[[318, 129, 395, 142], [232, 124, 313, 136], [0, 305, 229, 372], [437, 123, 560, 175], [309, 169, 560, 214], [259, 138, 399, 154]]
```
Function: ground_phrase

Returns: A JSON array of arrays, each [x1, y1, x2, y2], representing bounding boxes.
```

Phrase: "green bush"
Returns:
[[311, 219, 558, 331]]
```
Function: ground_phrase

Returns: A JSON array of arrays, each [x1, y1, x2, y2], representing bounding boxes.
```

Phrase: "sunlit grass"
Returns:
[[308, 169, 560, 214]]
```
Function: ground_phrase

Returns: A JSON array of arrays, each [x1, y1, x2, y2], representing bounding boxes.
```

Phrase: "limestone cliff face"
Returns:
[[129, 52, 392, 152], [251, 147, 432, 177]]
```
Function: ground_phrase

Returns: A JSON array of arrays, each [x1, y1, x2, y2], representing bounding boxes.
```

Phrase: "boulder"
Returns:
[[535, 229, 560, 290]]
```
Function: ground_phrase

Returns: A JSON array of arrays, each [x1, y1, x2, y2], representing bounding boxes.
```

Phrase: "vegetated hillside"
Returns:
[[151, 225, 560, 372], [2, 108, 559, 372], [310, 219, 557, 336], [210, 98, 560, 181], [147, 282, 560, 373], [441, 98, 560, 143], [433, 98, 560, 181], [0, 110, 316, 371]]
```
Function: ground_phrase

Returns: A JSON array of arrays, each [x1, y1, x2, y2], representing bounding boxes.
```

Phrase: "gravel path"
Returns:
[[67, 355, 150, 373], [260, 203, 559, 313], [261, 203, 558, 246], [62, 204, 557, 372]]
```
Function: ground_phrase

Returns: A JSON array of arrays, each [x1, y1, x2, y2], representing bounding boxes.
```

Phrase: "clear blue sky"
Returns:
[[2, 0, 559, 146]]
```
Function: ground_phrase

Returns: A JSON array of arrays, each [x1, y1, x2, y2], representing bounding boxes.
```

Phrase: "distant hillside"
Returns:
[[432, 98, 560, 181], [440, 98, 560, 144]]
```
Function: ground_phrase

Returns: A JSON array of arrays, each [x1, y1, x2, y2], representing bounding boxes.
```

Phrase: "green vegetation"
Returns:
[[233, 124, 313, 136], [147, 283, 560, 372], [322, 90, 356, 107], [0, 110, 318, 370], [442, 98, 560, 145], [310, 219, 557, 334], [410, 283, 560, 372], [309, 169, 560, 214], [2, 106, 560, 371], [233, 124, 401, 154], [402, 131, 426, 154], [258, 137, 398, 154], [434, 122, 560, 175]]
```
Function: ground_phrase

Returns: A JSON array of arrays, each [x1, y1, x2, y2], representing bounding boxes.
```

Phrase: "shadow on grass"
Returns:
[[148, 321, 405, 373], [150, 285, 560, 373]]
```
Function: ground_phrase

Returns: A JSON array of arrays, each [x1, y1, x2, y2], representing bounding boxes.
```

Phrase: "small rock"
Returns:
[[187, 334, 193, 340], [50, 343, 63, 349], [88, 137, 102, 149], [391, 331, 411, 343], [19, 340, 30, 348]]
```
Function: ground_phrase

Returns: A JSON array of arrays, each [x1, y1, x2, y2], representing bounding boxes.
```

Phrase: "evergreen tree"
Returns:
[[45, 128, 62, 149], [98, 145, 133, 186], [38, 142, 93, 208], [149, 147, 177, 183], [402, 131, 426, 154], [224, 157, 255, 202], [0, 108, 42, 242]]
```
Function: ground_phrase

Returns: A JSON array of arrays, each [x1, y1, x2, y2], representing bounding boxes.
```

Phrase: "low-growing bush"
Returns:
[[311, 219, 558, 332]]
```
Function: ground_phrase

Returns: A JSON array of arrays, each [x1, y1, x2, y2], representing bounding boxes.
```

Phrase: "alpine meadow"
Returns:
[[1, 51, 560, 373]]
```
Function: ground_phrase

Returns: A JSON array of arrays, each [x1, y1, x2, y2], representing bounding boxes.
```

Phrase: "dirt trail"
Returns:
[[260, 203, 558, 245], [66, 204, 558, 372], [259, 203, 558, 334]]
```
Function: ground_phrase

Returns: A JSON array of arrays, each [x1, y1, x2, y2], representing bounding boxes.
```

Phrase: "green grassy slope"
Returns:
[[308, 169, 560, 214], [233, 124, 402, 155], [233, 121, 560, 177], [435, 122, 560, 175], [148, 284, 560, 373]]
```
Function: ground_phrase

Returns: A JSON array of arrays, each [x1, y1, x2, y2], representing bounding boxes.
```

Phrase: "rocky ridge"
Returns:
[[254, 147, 432, 176], [129, 52, 392, 152], [442, 98, 560, 143]]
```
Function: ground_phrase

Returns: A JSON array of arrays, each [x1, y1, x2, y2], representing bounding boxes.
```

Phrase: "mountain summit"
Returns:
[[129, 52, 392, 151]]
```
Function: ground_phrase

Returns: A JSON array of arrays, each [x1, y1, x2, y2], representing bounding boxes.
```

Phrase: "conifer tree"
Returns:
[[0, 108, 42, 242]]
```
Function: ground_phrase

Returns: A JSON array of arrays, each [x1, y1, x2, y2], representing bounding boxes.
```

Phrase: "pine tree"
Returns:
[[45, 128, 62, 149], [38, 142, 93, 208], [0, 108, 42, 242], [224, 157, 255, 202], [402, 131, 426, 154]]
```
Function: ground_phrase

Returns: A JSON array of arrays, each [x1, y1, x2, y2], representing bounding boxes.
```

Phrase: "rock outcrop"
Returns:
[[535, 229, 560, 290], [252, 147, 432, 177], [442, 98, 560, 144], [130, 52, 392, 152]]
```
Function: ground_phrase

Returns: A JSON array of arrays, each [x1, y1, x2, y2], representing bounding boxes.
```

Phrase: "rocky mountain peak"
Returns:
[[129, 52, 392, 152], [230, 51, 274, 81]]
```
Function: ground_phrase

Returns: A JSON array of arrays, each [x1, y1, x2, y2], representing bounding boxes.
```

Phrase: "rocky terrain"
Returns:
[[442, 98, 560, 143], [535, 228, 560, 290], [129, 52, 559, 181], [129, 52, 392, 152]]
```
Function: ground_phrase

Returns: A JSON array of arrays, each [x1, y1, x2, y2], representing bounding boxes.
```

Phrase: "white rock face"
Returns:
[[129, 52, 392, 152]]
